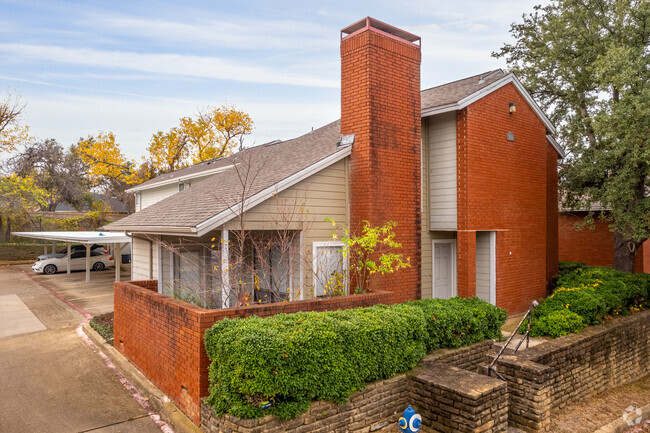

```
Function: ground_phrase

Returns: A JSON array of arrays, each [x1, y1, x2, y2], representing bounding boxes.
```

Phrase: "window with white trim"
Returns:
[[312, 241, 347, 297]]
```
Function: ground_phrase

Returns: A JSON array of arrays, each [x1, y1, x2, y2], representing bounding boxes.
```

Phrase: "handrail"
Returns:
[[488, 300, 538, 380]]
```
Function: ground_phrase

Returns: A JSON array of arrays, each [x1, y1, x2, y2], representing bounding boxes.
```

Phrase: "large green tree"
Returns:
[[495, 0, 649, 272]]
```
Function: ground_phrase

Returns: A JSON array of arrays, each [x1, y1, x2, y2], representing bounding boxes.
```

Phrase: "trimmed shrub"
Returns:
[[204, 297, 506, 420], [530, 309, 586, 338], [406, 297, 506, 350], [530, 266, 650, 338], [558, 260, 587, 275]]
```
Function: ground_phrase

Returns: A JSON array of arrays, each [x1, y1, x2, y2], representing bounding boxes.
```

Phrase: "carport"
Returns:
[[12, 231, 131, 283]]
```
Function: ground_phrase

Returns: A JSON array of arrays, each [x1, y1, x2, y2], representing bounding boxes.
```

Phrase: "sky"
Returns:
[[0, 0, 542, 159]]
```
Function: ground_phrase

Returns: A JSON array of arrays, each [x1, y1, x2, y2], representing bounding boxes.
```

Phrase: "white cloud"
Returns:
[[0, 44, 339, 88], [87, 15, 335, 53]]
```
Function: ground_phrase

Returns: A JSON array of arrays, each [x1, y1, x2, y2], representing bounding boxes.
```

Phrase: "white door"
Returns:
[[432, 240, 456, 299]]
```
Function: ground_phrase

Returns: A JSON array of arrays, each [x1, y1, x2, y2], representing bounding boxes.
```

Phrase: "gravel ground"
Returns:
[[549, 374, 650, 433]]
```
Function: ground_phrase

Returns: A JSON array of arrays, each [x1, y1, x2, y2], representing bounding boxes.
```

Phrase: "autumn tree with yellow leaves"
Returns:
[[148, 105, 253, 172], [0, 93, 31, 152]]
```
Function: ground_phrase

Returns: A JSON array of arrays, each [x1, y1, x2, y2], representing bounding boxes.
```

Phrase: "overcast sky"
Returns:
[[1, 0, 543, 159]]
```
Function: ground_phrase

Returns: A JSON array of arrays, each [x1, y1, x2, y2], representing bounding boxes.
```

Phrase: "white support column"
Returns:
[[221, 229, 229, 309], [85, 244, 91, 283], [114, 242, 121, 282], [51, 241, 55, 254], [66, 242, 71, 274], [43, 242, 47, 255]]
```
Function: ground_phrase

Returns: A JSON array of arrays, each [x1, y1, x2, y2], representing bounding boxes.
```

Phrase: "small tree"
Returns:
[[326, 218, 410, 294], [0, 92, 30, 152]]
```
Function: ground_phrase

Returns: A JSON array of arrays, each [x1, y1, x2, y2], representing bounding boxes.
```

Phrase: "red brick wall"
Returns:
[[113, 280, 392, 425], [341, 23, 422, 303], [457, 83, 553, 314], [559, 212, 648, 273]]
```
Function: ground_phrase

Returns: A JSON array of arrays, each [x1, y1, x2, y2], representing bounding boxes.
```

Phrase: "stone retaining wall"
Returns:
[[410, 365, 508, 433], [201, 364, 508, 433], [421, 339, 495, 372], [486, 309, 650, 432]]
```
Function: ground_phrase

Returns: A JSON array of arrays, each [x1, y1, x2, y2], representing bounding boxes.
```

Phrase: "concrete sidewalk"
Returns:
[[0, 265, 163, 433]]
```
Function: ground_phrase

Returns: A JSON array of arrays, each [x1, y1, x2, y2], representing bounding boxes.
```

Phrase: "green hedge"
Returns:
[[204, 297, 506, 420], [529, 264, 650, 338], [406, 297, 505, 350]]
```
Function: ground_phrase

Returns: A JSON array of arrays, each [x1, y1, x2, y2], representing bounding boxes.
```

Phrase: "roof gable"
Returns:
[[106, 121, 346, 235], [421, 71, 557, 138]]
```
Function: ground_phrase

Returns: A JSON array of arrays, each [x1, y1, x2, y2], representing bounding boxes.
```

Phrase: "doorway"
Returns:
[[432, 239, 457, 299]]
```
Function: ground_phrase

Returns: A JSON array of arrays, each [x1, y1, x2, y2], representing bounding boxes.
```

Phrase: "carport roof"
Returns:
[[12, 231, 131, 244]]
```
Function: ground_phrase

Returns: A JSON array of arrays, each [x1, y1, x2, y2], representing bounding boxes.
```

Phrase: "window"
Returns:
[[178, 182, 185, 192], [135, 192, 141, 210], [159, 244, 222, 308], [312, 241, 346, 297]]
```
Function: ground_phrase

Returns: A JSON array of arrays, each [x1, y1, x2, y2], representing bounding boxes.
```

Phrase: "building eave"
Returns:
[[420, 73, 557, 136], [194, 147, 352, 237]]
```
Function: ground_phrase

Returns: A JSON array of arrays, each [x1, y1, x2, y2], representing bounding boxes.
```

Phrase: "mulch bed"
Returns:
[[89, 312, 114, 345]]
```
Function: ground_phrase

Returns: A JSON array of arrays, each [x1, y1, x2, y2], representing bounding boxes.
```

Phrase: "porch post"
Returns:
[[114, 242, 121, 282], [221, 229, 229, 308], [43, 242, 47, 255], [66, 242, 71, 274], [51, 241, 55, 254]]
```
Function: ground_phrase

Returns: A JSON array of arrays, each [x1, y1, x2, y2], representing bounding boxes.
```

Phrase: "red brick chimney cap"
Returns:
[[341, 17, 421, 46]]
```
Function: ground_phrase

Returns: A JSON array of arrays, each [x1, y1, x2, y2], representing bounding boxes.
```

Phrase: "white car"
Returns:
[[37, 244, 108, 260], [32, 250, 114, 275]]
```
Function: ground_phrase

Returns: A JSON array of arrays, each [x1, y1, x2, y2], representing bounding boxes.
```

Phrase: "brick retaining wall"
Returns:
[[486, 309, 650, 432], [201, 366, 508, 433], [421, 339, 495, 372], [113, 280, 392, 425]]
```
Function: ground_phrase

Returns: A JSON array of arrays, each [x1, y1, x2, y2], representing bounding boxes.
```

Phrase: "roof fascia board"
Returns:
[[101, 225, 198, 236], [11, 232, 132, 243], [126, 164, 234, 193], [420, 74, 557, 136], [546, 134, 566, 158], [195, 147, 352, 237]]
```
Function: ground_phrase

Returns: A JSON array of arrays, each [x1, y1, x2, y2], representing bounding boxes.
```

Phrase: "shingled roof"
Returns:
[[106, 120, 347, 235], [421, 69, 506, 113], [107, 70, 561, 235]]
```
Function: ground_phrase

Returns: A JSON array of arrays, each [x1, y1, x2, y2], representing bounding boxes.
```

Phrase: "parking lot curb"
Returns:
[[83, 321, 203, 433]]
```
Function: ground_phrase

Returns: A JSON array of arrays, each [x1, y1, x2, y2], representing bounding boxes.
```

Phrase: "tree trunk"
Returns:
[[0, 217, 4, 242], [613, 232, 639, 273], [5, 219, 11, 242]]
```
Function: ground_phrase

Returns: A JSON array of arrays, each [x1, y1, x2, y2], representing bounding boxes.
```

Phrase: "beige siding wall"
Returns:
[[476, 231, 491, 302], [421, 121, 432, 299], [223, 158, 349, 299], [132, 236, 152, 280], [138, 174, 214, 211], [140, 183, 179, 210], [427, 112, 457, 230]]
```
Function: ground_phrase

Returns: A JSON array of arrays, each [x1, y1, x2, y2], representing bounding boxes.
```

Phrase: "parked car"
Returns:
[[32, 250, 114, 275], [37, 244, 108, 261]]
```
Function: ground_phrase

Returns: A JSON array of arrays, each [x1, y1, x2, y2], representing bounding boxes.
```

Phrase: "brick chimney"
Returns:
[[340, 17, 422, 303]]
